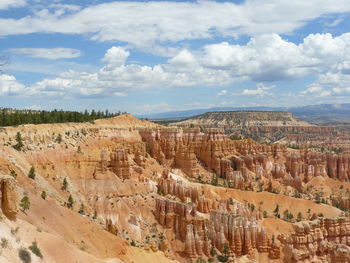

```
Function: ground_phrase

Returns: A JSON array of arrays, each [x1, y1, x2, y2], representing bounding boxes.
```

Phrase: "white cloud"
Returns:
[[0, 0, 26, 10], [237, 83, 276, 96], [102, 46, 130, 68], [8, 48, 82, 60], [27, 105, 42, 110], [3, 31, 350, 100], [217, 90, 228, 96], [1, 0, 350, 53], [134, 102, 171, 113], [202, 34, 317, 82], [0, 74, 26, 96]]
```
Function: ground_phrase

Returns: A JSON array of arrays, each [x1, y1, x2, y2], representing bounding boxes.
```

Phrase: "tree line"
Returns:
[[0, 108, 126, 127]]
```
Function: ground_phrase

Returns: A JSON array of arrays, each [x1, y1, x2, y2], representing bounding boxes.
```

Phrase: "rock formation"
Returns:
[[0, 175, 18, 220], [279, 216, 350, 262], [109, 149, 131, 179]]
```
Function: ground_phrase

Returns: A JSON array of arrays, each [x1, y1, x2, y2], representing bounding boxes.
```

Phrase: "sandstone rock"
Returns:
[[110, 149, 131, 179], [0, 175, 18, 220]]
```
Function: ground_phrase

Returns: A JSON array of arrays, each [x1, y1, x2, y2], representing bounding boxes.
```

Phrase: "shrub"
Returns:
[[28, 167, 35, 179], [77, 146, 82, 153], [62, 178, 68, 191], [78, 204, 85, 215], [41, 191, 47, 200], [28, 241, 43, 259], [11, 227, 19, 236], [217, 255, 228, 262], [10, 169, 17, 178], [18, 248, 31, 263], [56, 134, 62, 143], [67, 195, 74, 209], [1, 238, 8, 248], [263, 210, 268, 218]]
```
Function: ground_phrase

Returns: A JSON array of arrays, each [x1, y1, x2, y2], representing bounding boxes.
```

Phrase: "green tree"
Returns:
[[62, 178, 68, 191], [18, 248, 31, 263], [67, 195, 74, 209], [29, 240, 43, 259], [28, 166, 35, 179], [211, 172, 218, 186], [10, 169, 17, 178], [273, 204, 280, 218], [77, 146, 82, 153], [297, 212, 303, 222], [263, 210, 268, 218], [20, 196, 30, 212], [13, 132, 24, 151], [78, 204, 85, 215], [56, 134, 62, 143], [41, 191, 47, 200]]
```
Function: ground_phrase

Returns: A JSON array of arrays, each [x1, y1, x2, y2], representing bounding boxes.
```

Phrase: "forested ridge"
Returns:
[[0, 108, 125, 127]]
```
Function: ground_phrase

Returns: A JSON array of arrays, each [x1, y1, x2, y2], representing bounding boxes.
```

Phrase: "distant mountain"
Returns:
[[138, 106, 285, 119], [139, 103, 350, 125], [287, 104, 350, 124], [170, 110, 310, 129]]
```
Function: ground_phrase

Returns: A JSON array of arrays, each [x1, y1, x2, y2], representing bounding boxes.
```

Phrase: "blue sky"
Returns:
[[1, 0, 350, 114]]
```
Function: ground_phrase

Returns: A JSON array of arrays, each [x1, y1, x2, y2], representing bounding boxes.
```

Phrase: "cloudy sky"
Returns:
[[1, 0, 350, 114]]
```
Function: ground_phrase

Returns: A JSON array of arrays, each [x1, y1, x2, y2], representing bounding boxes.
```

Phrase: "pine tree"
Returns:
[[10, 169, 17, 178], [78, 204, 85, 215], [20, 196, 30, 212], [67, 195, 74, 209], [93, 210, 97, 220], [13, 132, 24, 151], [28, 166, 36, 179], [62, 178, 68, 191], [56, 134, 62, 143], [77, 146, 82, 154], [41, 191, 47, 200]]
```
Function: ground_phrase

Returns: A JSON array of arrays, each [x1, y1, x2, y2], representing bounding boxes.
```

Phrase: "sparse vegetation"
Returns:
[[1, 238, 9, 248], [10, 169, 17, 178], [67, 195, 74, 209], [11, 227, 19, 236], [273, 204, 280, 218], [62, 178, 68, 191], [18, 248, 31, 263], [56, 134, 62, 143], [28, 166, 35, 179], [41, 191, 47, 200], [20, 196, 30, 212], [78, 204, 85, 215], [211, 172, 218, 186], [13, 132, 24, 151], [28, 241, 43, 259], [77, 146, 82, 154]]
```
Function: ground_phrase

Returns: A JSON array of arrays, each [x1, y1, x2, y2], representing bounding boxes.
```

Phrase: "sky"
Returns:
[[1, 0, 350, 114]]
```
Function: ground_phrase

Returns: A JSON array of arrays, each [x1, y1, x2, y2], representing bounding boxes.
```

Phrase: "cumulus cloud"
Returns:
[[0, 0, 26, 10], [8, 48, 82, 60], [237, 83, 276, 96], [1, 0, 350, 52], [102, 46, 130, 68], [2, 31, 350, 100], [0, 74, 26, 95]]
